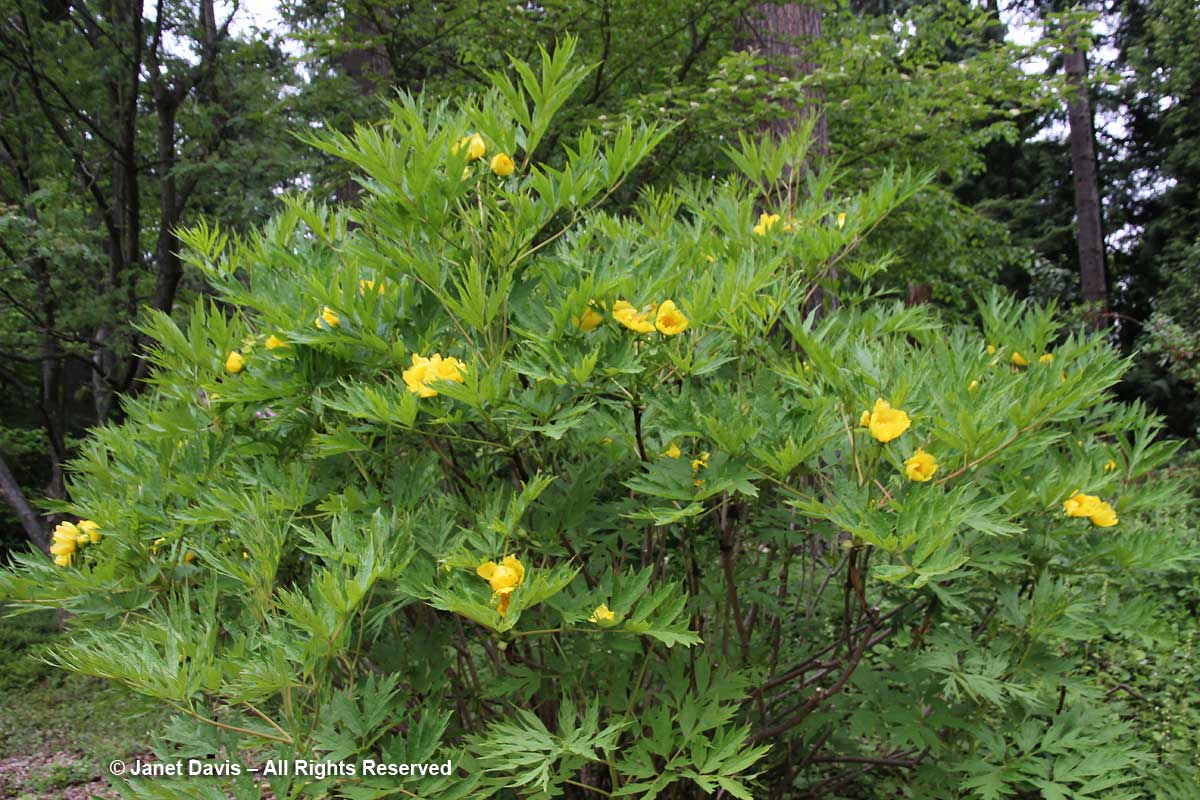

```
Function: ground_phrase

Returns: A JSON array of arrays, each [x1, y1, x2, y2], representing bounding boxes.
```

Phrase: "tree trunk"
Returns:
[[739, 3, 832, 317], [0, 455, 48, 553], [1064, 44, 1109, 327], [739, 3, 828, 154]]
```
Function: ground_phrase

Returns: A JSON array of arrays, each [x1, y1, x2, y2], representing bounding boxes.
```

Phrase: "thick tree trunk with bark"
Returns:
[[739, 3, 832, 316], [1064, 44, 1109, 327], [739, 3, 828, 154]]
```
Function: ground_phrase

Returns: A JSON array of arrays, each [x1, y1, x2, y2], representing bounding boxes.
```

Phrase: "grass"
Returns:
[[0, 608, 167, 797]]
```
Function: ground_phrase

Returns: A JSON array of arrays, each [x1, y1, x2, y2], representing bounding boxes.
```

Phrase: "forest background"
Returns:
[[4, 0, 1200, 553], [0, 0, 1198, 797]]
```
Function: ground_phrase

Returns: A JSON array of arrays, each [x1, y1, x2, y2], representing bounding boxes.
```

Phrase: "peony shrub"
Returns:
[[1, 40, 1193, 799]]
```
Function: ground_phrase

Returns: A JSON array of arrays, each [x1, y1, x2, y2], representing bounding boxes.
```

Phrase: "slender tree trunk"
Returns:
[[1064, 44, 1109, 327], [0, 455, 47, 553], [152, 93, 183, 316]]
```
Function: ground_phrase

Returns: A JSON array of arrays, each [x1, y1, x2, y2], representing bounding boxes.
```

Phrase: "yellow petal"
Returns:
[[655, 300, 689, 336], [903, 448, 938, 482], [490, 152, 515, 177], [588, 603, 616, 624]]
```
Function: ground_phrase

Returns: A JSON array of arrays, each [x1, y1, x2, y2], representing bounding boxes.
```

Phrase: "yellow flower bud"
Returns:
[[454, 132, 487, 161], [573, 302, 604, 332], [315, 306, 340, 328], [359, 279, 385, 296], [265, 334, 288, 350], [225, 351, 245, 373], [77, 520, 101, 543], [490, 152, 515, 177]]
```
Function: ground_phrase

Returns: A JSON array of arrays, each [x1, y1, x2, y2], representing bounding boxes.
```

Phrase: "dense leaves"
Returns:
[[1, 45, 1194, 798]]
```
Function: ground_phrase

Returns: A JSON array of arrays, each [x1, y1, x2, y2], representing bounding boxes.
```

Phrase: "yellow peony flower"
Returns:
[[1063, 491, 1101, 518], [453, 132, 487, 161], [859, 410, 871, 427], [225, 351, 245, 373], [403, 353, 468, 398], [986, 344, 997, 355], [50, 521, 80, 565], [403, 355, 438, 398], [1063, 491, 1117, 526], [655, 300, 689, 336], [265, 334, 288, 350], [315, 306, 340, 328], [573, 303, 604, 332], [435, 355, 467, 381], [1011, 351, 1029, 367], [49, 540, 76, 557], [359, 279, 386, 296], [612, 300, 656, 333], [903, 448, 938, 482], [490, 152, 515, 177], [77, 520, 101, 543], [588, 603, 616, 624], [1104, 460, 1117, 472], [1039, 353, 1054, 364], [52, 521, 78, 546], [477, 555, 525, 615], [753, 212, 781, 236], [865, 398, 911, 443], [662, 442, 681, 459], [1089, 501, 1119, 528]]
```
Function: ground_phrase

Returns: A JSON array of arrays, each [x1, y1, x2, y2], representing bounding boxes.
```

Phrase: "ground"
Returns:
[[0, 610, 163, 799]]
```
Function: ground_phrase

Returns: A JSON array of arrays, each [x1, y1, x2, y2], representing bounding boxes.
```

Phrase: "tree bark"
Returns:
[[1064, 43, 1109, 327], [739, 3, 828, 154], [0, 454, 47, 553]]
